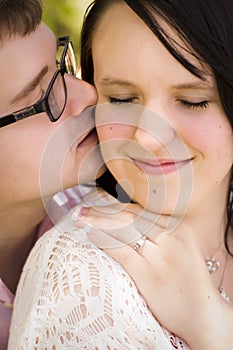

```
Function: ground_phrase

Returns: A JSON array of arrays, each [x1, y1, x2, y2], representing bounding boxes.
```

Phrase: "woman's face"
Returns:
[[93, 2, 233, 216]]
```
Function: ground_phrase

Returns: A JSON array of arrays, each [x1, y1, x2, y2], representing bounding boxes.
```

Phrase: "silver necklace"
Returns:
[[205, 243, 231, 303], [218, 253, 231, 303], [219, 287, 231, 303], [205, 257, 220, 273], [205, 241, 223, 273]]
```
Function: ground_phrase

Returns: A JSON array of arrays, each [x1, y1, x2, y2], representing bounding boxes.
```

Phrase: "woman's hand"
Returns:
[[73, 201, 233, 349]]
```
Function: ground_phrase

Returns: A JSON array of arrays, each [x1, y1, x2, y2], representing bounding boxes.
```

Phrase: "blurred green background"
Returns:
[[42, 0, 93, 65]]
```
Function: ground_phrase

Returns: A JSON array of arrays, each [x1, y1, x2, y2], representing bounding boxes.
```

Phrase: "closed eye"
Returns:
[[178, 100, 209, 109], [108, 97, 136, 105], [108, 97, 209, 110]]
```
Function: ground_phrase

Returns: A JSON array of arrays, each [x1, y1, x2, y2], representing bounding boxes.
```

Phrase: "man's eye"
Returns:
[[178, 100, 209, 109], [108, 97, 135, 105], [41, 89, 46, 98]]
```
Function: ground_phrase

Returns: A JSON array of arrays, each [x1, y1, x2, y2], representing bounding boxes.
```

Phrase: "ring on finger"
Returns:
[[131, 235, 147, 251]]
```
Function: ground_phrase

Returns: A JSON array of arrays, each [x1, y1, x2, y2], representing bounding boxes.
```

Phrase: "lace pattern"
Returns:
[[8, 194, 190, 349]]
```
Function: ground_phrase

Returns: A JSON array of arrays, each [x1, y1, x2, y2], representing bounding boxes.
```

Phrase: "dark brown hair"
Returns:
[[81, 0, 233, 253], [0, 0, 42, 42]]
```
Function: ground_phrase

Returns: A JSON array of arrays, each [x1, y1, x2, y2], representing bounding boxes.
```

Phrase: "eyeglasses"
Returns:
[[0, 36, 76, 128]]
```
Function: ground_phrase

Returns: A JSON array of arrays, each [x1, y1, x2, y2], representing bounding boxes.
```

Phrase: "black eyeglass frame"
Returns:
[[0, 36, 74, 128]]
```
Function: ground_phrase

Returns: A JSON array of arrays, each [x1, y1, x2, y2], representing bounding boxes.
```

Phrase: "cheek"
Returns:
[[0, 137, 43, 204], [183, 116, 233, 189], [97, 125, 135, 179], [181, 112, 233, 155], [0, 118, 57, 179], [97, 124, 133, 143]]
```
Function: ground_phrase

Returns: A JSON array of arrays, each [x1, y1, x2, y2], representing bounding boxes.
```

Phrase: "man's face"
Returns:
[[0, 23, 104, 210]]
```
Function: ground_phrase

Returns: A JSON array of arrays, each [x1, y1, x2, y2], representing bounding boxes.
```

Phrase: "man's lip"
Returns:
[[77, 128, 97, 147], [131, 157, 193, 175]]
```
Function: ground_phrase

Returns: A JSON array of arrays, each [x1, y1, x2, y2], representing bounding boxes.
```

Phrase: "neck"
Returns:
[[183, 210, 226, 257], [181, 178, 230, 255], [0, 200, 46, 293]]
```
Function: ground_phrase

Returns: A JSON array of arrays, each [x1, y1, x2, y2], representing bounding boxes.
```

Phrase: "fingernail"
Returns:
[[86, 229, 93, 236], [78, 206, 89, 218], [71, 206, 89, 221]]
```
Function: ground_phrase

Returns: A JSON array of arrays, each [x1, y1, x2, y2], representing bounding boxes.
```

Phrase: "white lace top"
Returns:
[[8, 190, 190, 350]]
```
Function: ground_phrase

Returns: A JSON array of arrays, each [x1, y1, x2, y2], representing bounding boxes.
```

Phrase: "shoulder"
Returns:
[[16, 186, 120, 296], [29, 185, 120, 268], [31, 186, 116, 263]]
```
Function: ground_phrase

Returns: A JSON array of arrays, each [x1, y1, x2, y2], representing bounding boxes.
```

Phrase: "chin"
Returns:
[[96, 164, 107, 179]]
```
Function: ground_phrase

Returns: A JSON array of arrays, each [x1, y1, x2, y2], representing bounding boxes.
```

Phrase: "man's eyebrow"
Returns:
[[11, 66, 49, 104]]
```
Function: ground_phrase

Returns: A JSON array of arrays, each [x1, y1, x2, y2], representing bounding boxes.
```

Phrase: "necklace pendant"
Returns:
[[205, 258, 220, 273], [219, 287, 231, 303]]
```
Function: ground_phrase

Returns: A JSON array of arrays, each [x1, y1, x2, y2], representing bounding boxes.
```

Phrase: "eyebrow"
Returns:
[[11, 66, 49, 104], [99, 77, 138, 88], [99, 77, 214, 91], [171, 80, 214, 90]]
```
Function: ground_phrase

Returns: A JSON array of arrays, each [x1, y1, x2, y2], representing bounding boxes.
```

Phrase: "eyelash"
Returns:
[[177, 100, 209, 109], [108, 97, 209, 110], [40, 89, 46, 99], [108, 97, 135, 105]]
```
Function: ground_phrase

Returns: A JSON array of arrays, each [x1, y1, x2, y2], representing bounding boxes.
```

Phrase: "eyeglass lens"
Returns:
[[48, 72, 66, 120], [56, 42, 77, 75], [48, 40, 76, 121], [65, 42, 77, 75]]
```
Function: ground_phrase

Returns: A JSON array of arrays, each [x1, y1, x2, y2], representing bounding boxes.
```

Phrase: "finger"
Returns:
[[88, 227, 146, 258], [74, 219, 129, 249], [86, 225, 139, 249], [81, 187, 120, 207], [72, 203, 136, 222], [74, 210, 166, 247], [75, 214, 143, 247], [73, 204, 165, 237], [76, 209, 166, 244], [74, 207, 137, 230], [87, 219, 142, 246], [87, 230, 161, 297], [119, 204, 180, 231], [86, 224, 162, 267], [85, 202, 180, 235], [73, 200, 158, 223], [84, 212, 165, 242]]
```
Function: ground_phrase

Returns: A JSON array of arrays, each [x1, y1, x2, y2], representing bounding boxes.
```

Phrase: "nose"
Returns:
[[133, 107, 175, 152], [62, 74, 97, 120]]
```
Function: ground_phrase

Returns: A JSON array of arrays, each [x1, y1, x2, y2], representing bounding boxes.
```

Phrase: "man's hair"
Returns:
[[0, 0, 42, 42]]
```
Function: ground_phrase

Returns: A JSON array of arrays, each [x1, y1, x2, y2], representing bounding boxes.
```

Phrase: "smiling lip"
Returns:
[[131, 157, 193, 175], [77, 129, 98, 148]]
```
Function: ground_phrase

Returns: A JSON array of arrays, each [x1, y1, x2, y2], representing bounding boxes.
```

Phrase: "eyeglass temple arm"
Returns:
[[0, 102, 45, 128]]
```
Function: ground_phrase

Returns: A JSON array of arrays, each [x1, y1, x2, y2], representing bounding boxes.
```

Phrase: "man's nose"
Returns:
[[62, 74, 97, 120]]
